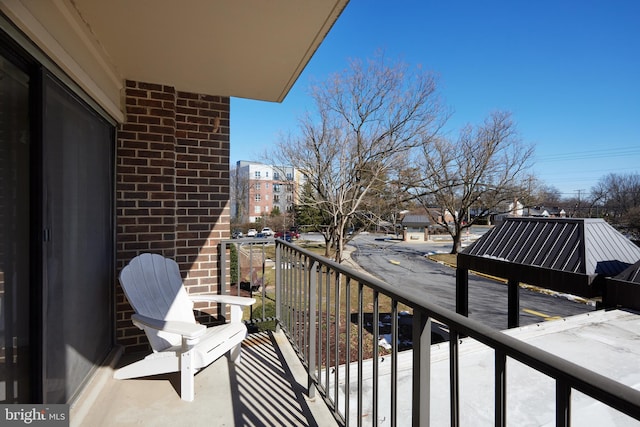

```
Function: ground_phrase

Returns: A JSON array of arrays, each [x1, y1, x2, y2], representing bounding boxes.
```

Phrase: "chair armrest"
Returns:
[[190, 295, 256, 323], [190, 295, 256, 306], [131, 314, 206, 339]]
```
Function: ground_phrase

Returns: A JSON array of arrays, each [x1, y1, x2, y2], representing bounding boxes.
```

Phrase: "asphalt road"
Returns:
[[348, 233, 594, 331]]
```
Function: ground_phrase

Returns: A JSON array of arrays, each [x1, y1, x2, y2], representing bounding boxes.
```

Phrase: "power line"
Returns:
[[535, 146, 640, 163]]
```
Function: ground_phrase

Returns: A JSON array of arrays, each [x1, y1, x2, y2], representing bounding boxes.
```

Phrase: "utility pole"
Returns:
[[575, 189, 585, 218]]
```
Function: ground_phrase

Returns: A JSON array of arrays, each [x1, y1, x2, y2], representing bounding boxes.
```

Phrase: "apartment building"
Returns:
[[234, 161, 305, 223]]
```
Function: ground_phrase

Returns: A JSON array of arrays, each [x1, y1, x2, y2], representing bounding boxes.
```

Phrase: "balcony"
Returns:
[[72, 239, 640, 426], [71, 330, 337, 426]]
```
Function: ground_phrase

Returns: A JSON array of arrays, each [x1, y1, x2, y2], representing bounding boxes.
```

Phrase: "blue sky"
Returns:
[[231, 1, 640, 198]]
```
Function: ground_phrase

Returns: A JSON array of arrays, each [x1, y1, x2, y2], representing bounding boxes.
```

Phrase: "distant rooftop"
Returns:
[[401, 215, 430, 227]]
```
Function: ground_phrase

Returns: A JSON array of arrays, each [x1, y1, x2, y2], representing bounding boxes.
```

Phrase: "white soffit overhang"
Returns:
[[0, 0, 348, 120]]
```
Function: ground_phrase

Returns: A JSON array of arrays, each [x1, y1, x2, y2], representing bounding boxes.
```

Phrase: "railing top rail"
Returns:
[[274, 240, 640, 420]]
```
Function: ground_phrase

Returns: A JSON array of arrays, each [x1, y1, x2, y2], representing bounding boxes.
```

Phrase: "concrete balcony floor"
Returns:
[[71, 330, 337, 427]]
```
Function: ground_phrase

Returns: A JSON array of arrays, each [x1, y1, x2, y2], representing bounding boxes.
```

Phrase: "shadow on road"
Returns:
[[349, 312, 449, 350]]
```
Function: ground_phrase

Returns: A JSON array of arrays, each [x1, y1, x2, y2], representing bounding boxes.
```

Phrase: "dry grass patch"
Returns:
[[428, 253, 457, 267]]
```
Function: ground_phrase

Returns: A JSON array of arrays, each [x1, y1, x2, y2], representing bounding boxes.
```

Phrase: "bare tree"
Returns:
[[411, 111, 533, 253], [273, 53, 447, 262], [592, 172, 640, 221], [519, 176, 562, 209], [230, 165, 251, 224]]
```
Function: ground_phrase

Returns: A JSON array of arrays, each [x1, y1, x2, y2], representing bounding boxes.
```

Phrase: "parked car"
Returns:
[[288, 227, 300, 239], [231, 230, 243, 239], [246, 228, 257, 237], [261, 227, 273, 236], [275, 231, 293, 242]]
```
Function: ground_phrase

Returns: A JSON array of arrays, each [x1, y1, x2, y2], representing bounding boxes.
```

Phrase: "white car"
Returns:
[[246, 228, 257, 237], [261, 227, 273, 236]]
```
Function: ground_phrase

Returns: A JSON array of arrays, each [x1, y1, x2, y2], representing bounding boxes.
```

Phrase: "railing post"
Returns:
[[220, 241, 227, 293], [495, 349, 506, 427], [308, 261, 318, 398], [412, 310, 431, 427], [357, 283, 364, 425], [372, 290, 379, 423], [391, 300, 399, 427], [456, 267, 468, 317], [344, 277, 351, 423], [507, 279, 520, 329], [275, 243, 282, 332], [556, 379, 571, 427], [449, 331, 460, 427], [220, 241, 227, 319]]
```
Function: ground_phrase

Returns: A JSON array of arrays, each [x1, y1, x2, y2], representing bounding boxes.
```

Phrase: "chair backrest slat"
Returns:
[[120, 253, 196, 350]]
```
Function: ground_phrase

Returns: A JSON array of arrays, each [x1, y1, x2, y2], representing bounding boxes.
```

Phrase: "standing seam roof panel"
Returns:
[[483, 221, 513, 257], [505, 221, 531, 261], [585, 223, 609, 274], [494, 221, 522, 259], [530, 222, 559, 266], [532, 222, 565, 266], [540, 223, 571, 269], [559, 240, 582, 273], [521, 222, 550, 265], [511, 222, 539, 264], [524, 224, 544, 262], [549, 225, 581, 272]]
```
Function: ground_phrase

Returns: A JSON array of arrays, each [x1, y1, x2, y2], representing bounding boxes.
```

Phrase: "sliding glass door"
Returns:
[[0, 36, 115, 403], [0, 52, 31, 403], [42, 74, 114, 403]]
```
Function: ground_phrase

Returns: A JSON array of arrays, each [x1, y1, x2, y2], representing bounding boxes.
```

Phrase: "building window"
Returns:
[[266, 171, 269, 178], [274, 172, 280, 180], [274, 184, 280, 192], [265, 194, 269, 201], [265, 182, 269, 189], [254, 171, 261, 178], [255, 194, 261, 202], [286, 172, 293, 180], [274, 195, 280, 203], [255, 182, 260, 190], [254, 206, 261, 213]]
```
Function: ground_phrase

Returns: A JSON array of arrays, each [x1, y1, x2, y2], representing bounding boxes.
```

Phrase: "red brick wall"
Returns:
[[116, 80, 231, 352]]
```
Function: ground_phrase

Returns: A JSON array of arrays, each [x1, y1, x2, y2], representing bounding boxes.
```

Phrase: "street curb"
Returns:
[[427, 257, 597, 307]]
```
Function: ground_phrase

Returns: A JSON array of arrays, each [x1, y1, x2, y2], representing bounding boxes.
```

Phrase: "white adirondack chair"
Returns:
[[114, 253, 255, 401]]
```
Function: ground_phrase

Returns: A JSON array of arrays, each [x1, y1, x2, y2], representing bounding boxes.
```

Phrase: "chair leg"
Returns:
[[230, 343, 242, 365], [180, 349, 195, 402], [114, 352, 179, 380]]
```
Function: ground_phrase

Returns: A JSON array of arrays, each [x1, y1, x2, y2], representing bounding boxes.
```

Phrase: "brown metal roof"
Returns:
[[464, 218, 640, 275], [459, 217, 640, 298], [605, 260, 640, 310], [613, 260, 640, 283]]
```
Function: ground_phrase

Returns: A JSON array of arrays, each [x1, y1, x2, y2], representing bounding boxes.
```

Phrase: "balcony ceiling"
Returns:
[[1, 0, 348, 118], [70, 0, 348, 102]]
